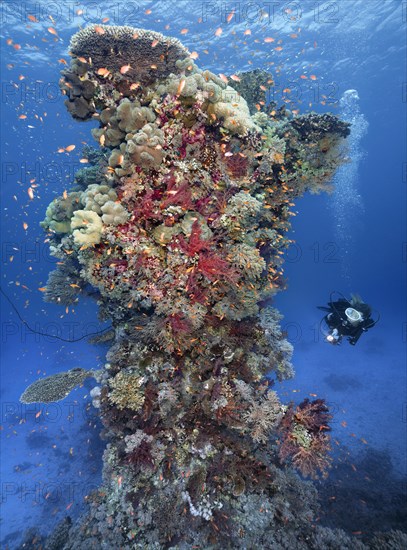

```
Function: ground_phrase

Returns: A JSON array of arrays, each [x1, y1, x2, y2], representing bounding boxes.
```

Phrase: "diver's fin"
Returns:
[[317, 306, 331, 312]]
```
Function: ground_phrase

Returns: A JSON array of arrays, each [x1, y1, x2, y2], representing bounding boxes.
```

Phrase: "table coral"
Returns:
[[35, 24, 352, 548]]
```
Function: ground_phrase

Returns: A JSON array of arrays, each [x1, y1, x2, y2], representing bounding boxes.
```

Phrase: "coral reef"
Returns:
[[30, 24, 355, 548]]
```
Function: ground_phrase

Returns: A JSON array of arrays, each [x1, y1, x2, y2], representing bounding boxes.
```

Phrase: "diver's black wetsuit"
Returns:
[[318, 298, 375, 345]]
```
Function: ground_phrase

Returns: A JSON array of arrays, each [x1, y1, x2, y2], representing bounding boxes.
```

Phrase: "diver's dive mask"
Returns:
[[344, 307, 363, 326]]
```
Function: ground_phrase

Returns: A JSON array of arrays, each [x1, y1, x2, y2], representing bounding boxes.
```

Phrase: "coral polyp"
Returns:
[[33, 24, 354, 548]]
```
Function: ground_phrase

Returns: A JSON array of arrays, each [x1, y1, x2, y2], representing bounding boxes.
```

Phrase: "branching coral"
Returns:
[[36, 24, 351, 549], [230, 69, 274, 114]]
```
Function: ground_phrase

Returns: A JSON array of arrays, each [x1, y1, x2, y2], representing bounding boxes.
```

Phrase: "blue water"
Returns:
[[0, 1, 406, 547]]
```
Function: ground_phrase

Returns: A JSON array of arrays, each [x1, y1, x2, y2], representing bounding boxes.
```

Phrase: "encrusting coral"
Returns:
[[28, 24, 356, 549]]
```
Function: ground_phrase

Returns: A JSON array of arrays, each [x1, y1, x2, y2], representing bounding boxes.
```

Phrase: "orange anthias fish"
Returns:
[[97, 68, 110, 77], [176, 78, 186, 96]]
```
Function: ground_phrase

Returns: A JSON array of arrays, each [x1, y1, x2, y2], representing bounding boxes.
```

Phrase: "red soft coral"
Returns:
[[293, 398, 331, 432], [178, 220, 213, 257], [278, 398, 332, 480], [225, 152, 249, 179], [167, 313, 193, 335], [133, 189, 163, 222], [290, 435, 332, 479], [197, 252, 238, 283], [160, 181, 193, 211], [186, 270, 209, 305]]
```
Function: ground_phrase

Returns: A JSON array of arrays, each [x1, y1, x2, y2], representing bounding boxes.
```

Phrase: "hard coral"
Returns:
[[69, 25, 190, 85]]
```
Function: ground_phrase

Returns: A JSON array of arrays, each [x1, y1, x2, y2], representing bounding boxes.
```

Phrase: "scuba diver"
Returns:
[[318, 292, 378, 345]]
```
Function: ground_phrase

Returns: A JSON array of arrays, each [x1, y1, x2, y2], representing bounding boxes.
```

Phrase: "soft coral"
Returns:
[[278, 398, 332, 479], [133, 189, 163, 222], [197, 252, 238, 283], [160, 181, 193, 211], [178, 220, 213, 257]]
